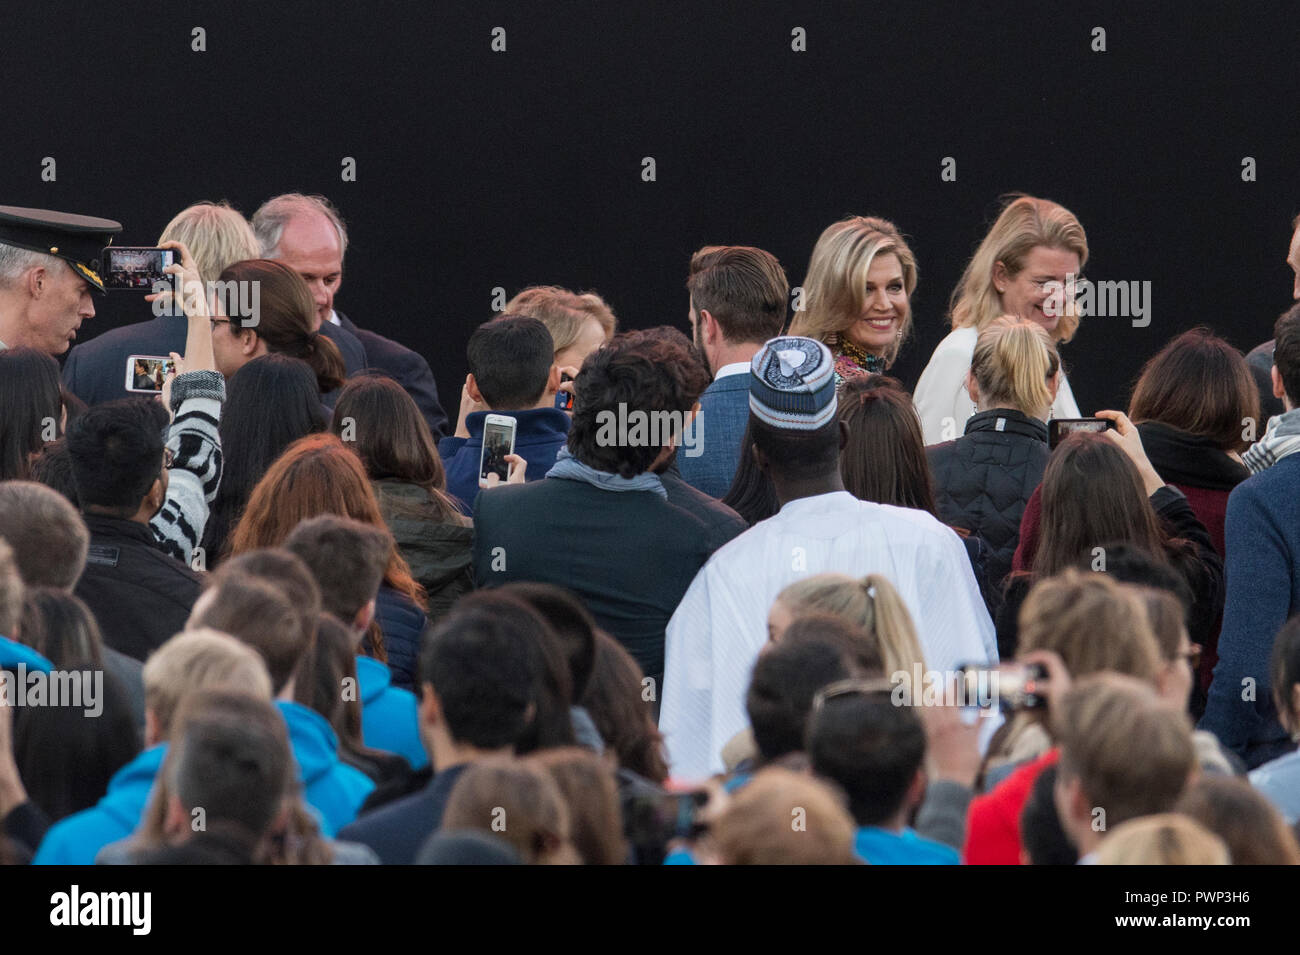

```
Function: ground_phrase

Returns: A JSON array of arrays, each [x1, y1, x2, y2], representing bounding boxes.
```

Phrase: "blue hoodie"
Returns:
[[854, 826, 960, 865], [0, 634, 53, 673], [356, 655, 428, 770], [33, 745, 166, 865], [277, 700, 375, 836], [438, 408, 571, 515]]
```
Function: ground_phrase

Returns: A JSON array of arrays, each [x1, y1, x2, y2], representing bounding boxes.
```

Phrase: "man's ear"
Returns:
[[905, 767, 928, 812], [838, 418, 849, 450], [419, 682, 443, 727], [1273, 364, 1287, 401], [750, 441, 769, 474], [352, 599, 376, 637], [545, 363, 561, 396], [700, 308, 721, 347], [466, 373, 485, 405], [163, 794, 191, 838], [26, 265, 48, 300]]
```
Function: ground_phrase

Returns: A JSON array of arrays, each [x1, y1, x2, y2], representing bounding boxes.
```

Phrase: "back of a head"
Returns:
[[1018, 569, 1161, 683], [496, 582, 598, 701], [837, 375, 936, 513], [216, 548, 322, 643], [777, 572, 923, 674], [216, 354, 327, 514], [713, 766, 859, 865], [167, 690, 292, 846], [467, 313, 555, 409], [1176, 775, 1300, 865], [189, 575, 306, 694], [579, 630, 667, 783], [1079, 542, 1193, 622], [748, 635, 855, 763], [747, 336, 840, 484], [417, 828, 523, 865], [230, 433, 384, 553], [777, 611, 883, 675], [284, 514, 391, 625], [1020, 764, 1077, 865], [566, 329, 704, 478], [19, 587, 103, 667], [969, 316, 1060, 418], [1034, 433, 1164, 578], [1128, 326, 1259, 453], [1095, 814, 1230, 865], [158, 201, 260, 286], [30, 439, 80, 508], [440, 757, 576, 864], [217, 259, 344, 393], [528, 747, 626, 865], [503, 285, 617, 357], [418, 606, 541, 750], [1274, 302, 1300, 408], [1054, 673, 1195, 829], [142, 629, 273, 740], [332, 373, 448, 495], [0, 347, 62, 481], [807, 686, 925, 827], [65, 398, 167, 513], [452, 591, 574, 750], [686, 245, 789, 345], [0, 480, 88, 590], [253, 193, 347, 261]]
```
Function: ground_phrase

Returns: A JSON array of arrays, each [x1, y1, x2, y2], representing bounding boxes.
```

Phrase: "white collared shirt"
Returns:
[[659, 490, 998, 780], [714, 361, 750, 381], [327, 310, 341, 326]]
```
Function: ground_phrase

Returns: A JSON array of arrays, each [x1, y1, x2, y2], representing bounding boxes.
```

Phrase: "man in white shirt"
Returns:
[[677, 245, 789, 498], [660, 336, 998, 780]]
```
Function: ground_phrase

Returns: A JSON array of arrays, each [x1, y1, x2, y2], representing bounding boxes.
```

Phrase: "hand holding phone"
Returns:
[[125, 355, 176, 394], [1047, 417, 1113, 449], [479, 414, 518, 488], [102, 247, 179, 291]]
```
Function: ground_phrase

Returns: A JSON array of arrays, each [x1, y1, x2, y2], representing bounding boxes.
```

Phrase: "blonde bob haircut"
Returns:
[[1096, 814, 1230, 866], [775, 572, 925, 674], [969, 316, 1060, 418], [157, 201, 261, 286], [948, 195, 1089, 342], [142, 628, 273, 739], [504, 285, 617, 356], [788, 216, 918, 369]]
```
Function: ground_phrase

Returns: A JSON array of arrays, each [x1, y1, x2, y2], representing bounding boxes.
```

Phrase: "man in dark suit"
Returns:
[[253, 193, 449, 438], [1245, 214, 1300, 425], [676, 245, 790, 499], [62, 200, 369, 406]]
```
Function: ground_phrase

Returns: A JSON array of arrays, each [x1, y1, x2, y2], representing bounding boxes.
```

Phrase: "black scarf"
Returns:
[[1137, 421, 1249, 492]]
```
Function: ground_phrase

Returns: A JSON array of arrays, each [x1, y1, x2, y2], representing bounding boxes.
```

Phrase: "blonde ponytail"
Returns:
[[970, 316, 1059, 418]]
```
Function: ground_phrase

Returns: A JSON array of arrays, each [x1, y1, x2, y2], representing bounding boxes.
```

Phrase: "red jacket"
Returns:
[[964, 749, 1060, 865]]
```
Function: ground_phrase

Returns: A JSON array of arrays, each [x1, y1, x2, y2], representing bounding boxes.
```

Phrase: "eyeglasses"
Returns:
[[1182, 644, 1203, 669], [812, 677, 898, 712], [209, 317, 233, 332]]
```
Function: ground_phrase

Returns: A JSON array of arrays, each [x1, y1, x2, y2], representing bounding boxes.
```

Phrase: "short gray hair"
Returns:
[[0, 242, 61, 291], [252, 193, 348, 262]]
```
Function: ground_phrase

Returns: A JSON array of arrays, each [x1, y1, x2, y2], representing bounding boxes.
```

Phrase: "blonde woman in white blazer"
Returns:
[[914, 195, 1089, 444]]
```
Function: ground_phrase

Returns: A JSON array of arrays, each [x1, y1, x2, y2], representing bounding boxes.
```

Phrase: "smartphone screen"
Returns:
[[1048, 417, 1112, 449], [479, 415, 517, 486], [125, 355, 175, 393], [103, 247, 177, 290]]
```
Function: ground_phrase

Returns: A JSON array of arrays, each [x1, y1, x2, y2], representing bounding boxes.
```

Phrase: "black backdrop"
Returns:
[[3, 0, 1298, 417]]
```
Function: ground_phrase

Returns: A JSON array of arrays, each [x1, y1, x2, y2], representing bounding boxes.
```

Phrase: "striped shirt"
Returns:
[[150, 370, 224, 567]]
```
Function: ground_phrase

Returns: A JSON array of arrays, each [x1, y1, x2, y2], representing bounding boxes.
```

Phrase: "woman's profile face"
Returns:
[[995, 245, 1080, 336], [843, 253, 908, 355]]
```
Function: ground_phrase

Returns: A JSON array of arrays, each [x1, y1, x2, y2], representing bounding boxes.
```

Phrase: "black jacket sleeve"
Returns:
[[1151, 485, 1226, 650]]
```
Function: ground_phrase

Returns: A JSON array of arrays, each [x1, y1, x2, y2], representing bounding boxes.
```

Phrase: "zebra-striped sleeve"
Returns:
[[151, 370, 225, 567]]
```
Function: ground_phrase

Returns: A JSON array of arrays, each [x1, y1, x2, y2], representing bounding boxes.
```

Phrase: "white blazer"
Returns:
[[913, 325, 1080, 445]]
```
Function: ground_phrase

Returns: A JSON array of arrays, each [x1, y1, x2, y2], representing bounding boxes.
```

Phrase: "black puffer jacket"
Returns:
[[927, 408, 1050, 594]]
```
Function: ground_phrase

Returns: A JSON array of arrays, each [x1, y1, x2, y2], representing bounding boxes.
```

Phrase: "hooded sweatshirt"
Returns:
[[33, 745, 167, 865], [356, 655, 428, 770], [277, 700, 375, 836]]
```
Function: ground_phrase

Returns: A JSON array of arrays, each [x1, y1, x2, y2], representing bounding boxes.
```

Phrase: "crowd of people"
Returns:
[[0, 192, 1298, 865]]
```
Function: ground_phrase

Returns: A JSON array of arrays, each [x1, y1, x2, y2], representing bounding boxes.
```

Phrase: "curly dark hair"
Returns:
[[567, 326, 710, 477]]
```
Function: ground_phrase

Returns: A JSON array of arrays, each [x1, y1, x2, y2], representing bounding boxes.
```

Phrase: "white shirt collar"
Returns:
[[327, 309, 341, 326], [714, 361, 750, 381]]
